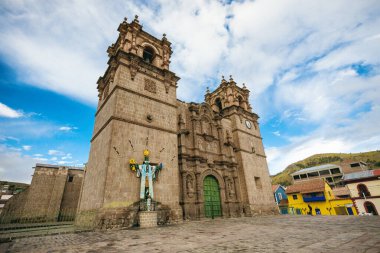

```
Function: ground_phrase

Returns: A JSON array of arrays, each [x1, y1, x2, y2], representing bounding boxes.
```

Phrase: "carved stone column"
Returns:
[[233, 175, 243, 217], [195, 171, 203, 219]]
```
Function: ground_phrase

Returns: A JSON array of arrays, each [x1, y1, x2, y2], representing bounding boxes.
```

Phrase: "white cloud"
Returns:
[[62, 153, 72, 160], [0, 102, 23, 118], [0, 0, 379, 177], [59, 126, 78, 131], [22, 145, 32, 151], [33, 157, 48, 162], [48, 149, 65, 156], [1, 0, 378, 106], [57, 160, 73, 165], [0, 119, 58, 139], [268, 105, 380, 174], [0, 145, 34, 183]]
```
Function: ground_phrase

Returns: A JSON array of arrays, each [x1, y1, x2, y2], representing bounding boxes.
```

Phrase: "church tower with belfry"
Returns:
[[76, 16, 276, 229], [76, 16, 182, 228], [177, 75, 276, 220]]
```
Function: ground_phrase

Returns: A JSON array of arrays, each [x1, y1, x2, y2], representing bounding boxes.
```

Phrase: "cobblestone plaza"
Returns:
[[1, 216, 379, 253]]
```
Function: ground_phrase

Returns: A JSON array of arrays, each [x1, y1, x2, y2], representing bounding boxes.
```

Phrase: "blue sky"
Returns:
[[0, 0, 380, 183]]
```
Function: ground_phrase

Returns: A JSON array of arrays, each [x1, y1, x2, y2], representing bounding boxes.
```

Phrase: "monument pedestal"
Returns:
[[138, 211, 157, 228]]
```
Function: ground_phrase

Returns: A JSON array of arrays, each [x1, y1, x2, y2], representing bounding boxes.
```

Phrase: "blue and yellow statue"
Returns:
[[129, 149, 163, 200]]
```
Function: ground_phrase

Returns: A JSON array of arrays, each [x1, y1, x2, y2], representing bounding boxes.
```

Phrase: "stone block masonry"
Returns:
[[138, 211, 158, 228], [0, 164, 84, 223]]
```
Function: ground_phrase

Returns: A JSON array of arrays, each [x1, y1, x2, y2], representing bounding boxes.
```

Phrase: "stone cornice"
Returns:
[[221, 105, 259, 120], [91, 115, 177, 142], [235, 148, 266, 158], [231, 128, 262, 140]]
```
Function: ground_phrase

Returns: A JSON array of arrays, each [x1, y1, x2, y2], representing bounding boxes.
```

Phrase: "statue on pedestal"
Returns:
[[129, 149, 163, 210]]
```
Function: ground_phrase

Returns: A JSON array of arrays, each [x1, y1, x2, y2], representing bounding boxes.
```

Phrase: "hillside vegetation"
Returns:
[[271, 150, 380, 186]]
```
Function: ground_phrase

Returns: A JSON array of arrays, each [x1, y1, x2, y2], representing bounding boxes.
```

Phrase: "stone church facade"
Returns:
[[76, 16, 276, 229]]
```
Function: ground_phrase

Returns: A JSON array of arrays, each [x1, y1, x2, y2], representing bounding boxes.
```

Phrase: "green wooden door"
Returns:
[[203, 176, 222, 218]]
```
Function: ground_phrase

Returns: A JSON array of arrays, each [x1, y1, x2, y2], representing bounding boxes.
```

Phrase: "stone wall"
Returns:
[[0, 189, 28, 222], [60, 169, 84, 219], [1, 164, 84, 223], [138, 211, 157, 228]]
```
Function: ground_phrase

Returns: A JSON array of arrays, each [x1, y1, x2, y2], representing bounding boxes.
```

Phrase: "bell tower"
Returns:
[[76, 16, 182, 228], [205, 76, 276, 215], [205, 75, 252, 113]]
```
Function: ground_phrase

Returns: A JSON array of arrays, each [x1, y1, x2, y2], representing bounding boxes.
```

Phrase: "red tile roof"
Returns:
[[286, 179, 325, 194], [332, 187, 350, 197], [272, 184, 280, 193]]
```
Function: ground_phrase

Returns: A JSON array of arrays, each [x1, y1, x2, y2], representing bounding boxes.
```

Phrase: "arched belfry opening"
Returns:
[[203, 175, 222, 218], [238, 95, 243, 106], [215, 97, 223, 112], [143, 46, 155, 63]]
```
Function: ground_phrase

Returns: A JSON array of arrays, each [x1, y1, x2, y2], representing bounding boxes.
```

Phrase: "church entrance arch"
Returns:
[[203, 175, 222, 218]]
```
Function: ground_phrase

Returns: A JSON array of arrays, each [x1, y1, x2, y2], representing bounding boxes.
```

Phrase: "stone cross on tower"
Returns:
[[129, 149, 163, 202]]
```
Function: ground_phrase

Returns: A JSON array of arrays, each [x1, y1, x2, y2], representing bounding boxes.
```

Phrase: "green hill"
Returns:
[[271, 150, 380, 186]]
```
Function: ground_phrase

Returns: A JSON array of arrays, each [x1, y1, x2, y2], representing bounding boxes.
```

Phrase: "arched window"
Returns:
[[143, 46, 155, 63], [215, 98, 223, 112], [238, 96, 243, 105], [357, 184, 370, 197], [364, 201, 378, 215]]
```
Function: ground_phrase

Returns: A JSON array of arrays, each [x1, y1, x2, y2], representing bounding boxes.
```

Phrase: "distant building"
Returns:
[[272, 185, 288, 214], [0, 164, 84, 222], [291, 164, 344, 187], [343, 169, 380, 215], [291, 161, 369, 188], [286, 178, 356, 216], [340, 160, 369, 174], [0, 181, 29, 214]]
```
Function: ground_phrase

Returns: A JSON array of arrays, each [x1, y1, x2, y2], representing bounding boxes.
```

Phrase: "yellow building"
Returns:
[[286, 178, 356, 215]]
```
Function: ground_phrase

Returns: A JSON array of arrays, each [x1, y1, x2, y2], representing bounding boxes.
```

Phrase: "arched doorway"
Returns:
[[203, 175, 222, 218], [364, 201, 378, 215]]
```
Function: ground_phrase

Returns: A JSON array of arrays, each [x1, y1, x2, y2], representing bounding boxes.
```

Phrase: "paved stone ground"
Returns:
[[1, 216, 380, 253]]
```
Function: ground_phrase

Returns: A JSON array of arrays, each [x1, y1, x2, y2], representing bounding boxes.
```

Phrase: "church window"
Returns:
[[215, 98, 223, 112], [143, 46, 155, 63]]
